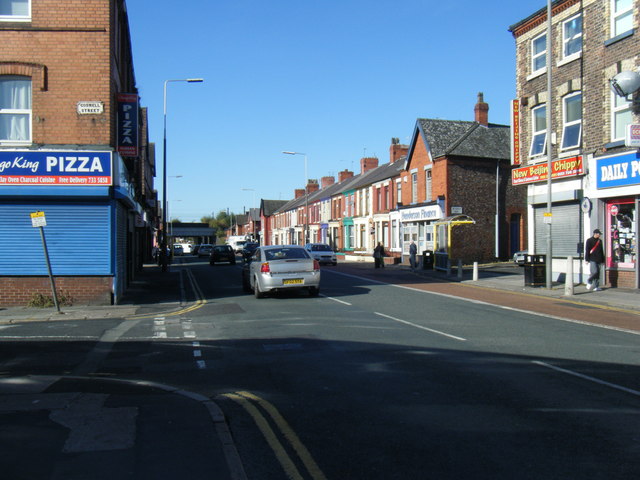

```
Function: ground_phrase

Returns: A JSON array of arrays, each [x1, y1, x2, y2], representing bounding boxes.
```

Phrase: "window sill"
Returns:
[[604, 29, 634, 47], [557, 52, 581, 68], [604, 140, 625, 149], [559, 149, 581, 158], [527, 68, 547, 82]]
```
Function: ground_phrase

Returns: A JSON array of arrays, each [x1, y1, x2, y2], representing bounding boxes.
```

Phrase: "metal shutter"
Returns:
[[534, 202, 582, 257], [0, 203, 112, 275]]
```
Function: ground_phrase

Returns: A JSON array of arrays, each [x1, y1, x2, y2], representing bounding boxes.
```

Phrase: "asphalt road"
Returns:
[[1, 255, 639, 479]]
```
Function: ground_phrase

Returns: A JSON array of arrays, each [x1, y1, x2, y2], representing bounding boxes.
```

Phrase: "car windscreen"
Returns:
[[311, 245, 332, 251], [265, 248, 310, 261]]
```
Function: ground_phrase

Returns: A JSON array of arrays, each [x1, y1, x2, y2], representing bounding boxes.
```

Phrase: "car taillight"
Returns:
[[313, 260, 320, 271], [260, 262, 270, 273]]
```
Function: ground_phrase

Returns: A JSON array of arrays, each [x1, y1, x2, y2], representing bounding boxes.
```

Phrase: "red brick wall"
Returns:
[[1, 0, 114, 146], [0, 276, 113, 306]]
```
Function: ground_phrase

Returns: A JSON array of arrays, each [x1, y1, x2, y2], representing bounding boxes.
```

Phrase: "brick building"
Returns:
[[0, 0, 156, 305], [399, 94, 526, 265], [510, 0, 640, 288]]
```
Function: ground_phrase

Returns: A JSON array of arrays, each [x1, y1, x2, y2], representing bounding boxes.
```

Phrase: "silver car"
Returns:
[[304, 243, 337, 265], [249, 245, 321, 298]]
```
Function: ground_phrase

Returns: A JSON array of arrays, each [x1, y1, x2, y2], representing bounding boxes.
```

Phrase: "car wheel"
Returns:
[[209, 260, 215, 266], [308, 286, 320, 297], [254, 278, 264, 299], [231, 259, 236, 265]]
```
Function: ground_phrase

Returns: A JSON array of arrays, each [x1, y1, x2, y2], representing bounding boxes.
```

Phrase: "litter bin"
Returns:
[[524, 254, 546, 286], [422, 250, 434, 270]]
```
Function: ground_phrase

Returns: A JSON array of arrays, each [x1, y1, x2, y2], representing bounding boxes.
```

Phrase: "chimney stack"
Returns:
[[294, 188, 305, 199], [474, 92, 489, 126], [338, 169, 354, 183], [360, 157, 379, 174], [306, 179, 319, 194], [321, 176, 335, 189], [390, 137, 409, 163]]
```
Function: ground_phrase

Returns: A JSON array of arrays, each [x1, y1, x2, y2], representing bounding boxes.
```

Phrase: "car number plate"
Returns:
[[283, 278, 304, 285]]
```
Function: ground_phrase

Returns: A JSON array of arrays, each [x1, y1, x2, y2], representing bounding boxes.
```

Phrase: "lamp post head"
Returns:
[[186, 78, 204, 83]]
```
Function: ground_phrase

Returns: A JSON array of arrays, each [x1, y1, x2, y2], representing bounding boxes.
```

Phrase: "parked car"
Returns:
[[241, 242, 259, 260], [304, 243, 337, 265], [243, 245, 320, 298], [513, 250, 527, 266], [210, 244, 236, 265], [172, 244, 184, 256], [198, 244, 213, 257]]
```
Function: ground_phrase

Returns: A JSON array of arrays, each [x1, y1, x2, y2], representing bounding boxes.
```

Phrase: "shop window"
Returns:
[[0, 75, 31, 144], [607, 200, 636, 269], [611, 0, 633, 38], [0, 0, 30, 21]]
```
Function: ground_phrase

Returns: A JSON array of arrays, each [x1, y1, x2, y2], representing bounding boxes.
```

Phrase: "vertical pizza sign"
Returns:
[[117, 93, 139, 157]]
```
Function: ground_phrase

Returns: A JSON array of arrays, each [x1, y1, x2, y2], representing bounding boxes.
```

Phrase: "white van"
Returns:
[[226, 235, 248, 254]]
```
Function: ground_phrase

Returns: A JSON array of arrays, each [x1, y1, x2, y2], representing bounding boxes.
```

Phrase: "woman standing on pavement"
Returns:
[[585, 229, 604, 291]]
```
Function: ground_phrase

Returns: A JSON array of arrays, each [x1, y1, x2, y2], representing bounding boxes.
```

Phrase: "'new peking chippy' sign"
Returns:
[[0, 151, 112, 186]]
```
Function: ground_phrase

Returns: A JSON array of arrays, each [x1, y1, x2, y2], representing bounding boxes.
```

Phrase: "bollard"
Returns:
[[564, 256, 574, 296], [473, 261, 479, 281], [457, 259, 463, 280]]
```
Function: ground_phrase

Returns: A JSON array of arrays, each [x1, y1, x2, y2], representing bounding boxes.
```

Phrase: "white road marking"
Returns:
[[533, 361, 640, 397], [196, 360, 207, 369], [320, 294, 352, 306], [374, 312, 467, 341], [194, 350, 202, 357], [184, 331, 196, 339], [328, 270, 640, 336]]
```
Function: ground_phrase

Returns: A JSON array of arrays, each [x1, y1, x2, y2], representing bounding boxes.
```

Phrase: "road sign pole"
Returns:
[[38, 226, 61, 313]]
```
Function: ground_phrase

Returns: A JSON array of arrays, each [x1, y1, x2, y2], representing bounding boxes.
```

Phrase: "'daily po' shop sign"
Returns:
[[511, 156, 584, 186]]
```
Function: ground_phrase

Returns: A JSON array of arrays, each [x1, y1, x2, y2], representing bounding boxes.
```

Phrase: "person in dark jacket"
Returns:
[[585, 229, 605, 291], [373, 242, 385, 268], [409, 241, 418, 271]]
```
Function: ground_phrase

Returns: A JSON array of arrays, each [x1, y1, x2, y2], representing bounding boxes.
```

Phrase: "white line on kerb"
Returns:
[[533, 361, 640, 397], [374, 312, 467, 341]]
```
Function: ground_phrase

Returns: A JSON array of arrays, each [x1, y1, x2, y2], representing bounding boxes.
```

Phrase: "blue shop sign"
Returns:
[[596, 151, 640, 189], [0, 151, 112, 186]]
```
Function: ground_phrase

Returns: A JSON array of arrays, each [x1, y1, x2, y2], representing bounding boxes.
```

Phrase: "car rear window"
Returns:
[[265, 248, 310, 261], [311, 245, 332, 251]]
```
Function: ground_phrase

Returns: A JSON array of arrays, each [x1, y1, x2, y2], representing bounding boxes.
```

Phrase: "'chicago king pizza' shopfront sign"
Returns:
[[0, 151, 112, 186]]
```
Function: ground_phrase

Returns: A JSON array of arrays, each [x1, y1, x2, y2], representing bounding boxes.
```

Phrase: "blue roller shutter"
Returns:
[[0, 203, 112, 275]]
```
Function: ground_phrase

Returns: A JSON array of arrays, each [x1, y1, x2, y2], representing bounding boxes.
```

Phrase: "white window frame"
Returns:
[[0, 0, 31, 21], [411, 171, 418, 204], [424, 166, 432, 202], [396, 179, 402, 205], [611, 0, 633, 38], [0, 75, 32, 145], [562, 13, 583, 61], [529, 104, 547, 158], [612, 90, 632, 142], [561, 92, 582, 151], [531, 32, 547, 76]]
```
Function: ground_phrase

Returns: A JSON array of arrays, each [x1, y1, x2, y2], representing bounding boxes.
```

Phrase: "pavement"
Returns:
[[0, 259, 638, 479]]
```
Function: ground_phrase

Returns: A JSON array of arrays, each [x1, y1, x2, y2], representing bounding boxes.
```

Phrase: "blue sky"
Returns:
[[126, 0, 546, 222]]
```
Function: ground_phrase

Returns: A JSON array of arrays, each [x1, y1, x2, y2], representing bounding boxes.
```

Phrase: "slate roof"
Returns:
[[261, 200, 289, 216], [412, 119, 510, 164]]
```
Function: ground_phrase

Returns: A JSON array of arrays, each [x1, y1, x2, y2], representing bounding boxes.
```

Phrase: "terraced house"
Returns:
[[0, 0, 156, 305], [510, 0, 640, 288]]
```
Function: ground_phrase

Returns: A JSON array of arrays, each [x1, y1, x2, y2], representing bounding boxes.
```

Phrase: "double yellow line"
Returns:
[[221, 391, 327, 480], [129, 267, 207, 319]]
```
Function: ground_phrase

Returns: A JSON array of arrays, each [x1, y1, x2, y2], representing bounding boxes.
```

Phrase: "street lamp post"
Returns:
[[283, 151, 308, 244], [160, 78, 203, 272]]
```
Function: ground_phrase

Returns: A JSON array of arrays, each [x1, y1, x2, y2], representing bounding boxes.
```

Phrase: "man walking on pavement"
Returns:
[[585, 228, 605, 291], [409, 241, 417, 271]]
